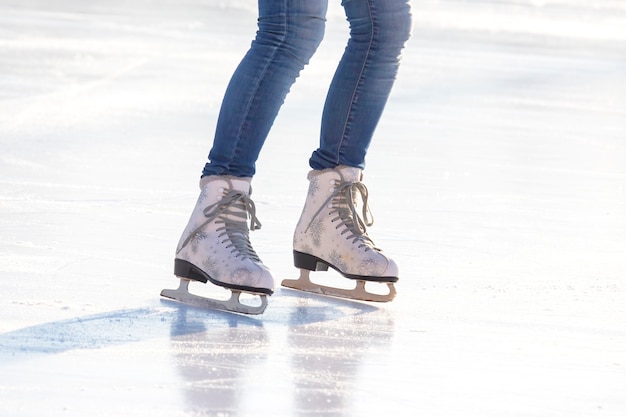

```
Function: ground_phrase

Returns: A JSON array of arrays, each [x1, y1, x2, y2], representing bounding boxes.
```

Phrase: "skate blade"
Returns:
[[281, 270, 396, 303], [161, 279, 268, 315]]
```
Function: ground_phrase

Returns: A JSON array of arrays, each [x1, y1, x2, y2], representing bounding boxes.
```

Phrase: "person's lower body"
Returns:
[[171, 0, 413, 311]]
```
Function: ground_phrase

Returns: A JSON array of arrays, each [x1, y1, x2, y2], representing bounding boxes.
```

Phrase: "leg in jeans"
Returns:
[[169, 1, 329, 314], [309, 0, 413, 170], [289, 0, 413, 300], [203, 0, 328, 178]]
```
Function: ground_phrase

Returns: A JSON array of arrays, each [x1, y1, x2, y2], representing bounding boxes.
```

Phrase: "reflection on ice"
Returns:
[[0, 293, 396, 415], [287, 302, 394, 416]]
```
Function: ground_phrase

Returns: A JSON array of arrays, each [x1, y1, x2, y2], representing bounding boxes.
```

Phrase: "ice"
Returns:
[[1, 0, 625, 416]]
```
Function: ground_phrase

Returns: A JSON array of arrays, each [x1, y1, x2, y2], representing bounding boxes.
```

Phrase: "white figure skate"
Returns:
[[283, 166, 398, 302], [161, 176, 274, 315]]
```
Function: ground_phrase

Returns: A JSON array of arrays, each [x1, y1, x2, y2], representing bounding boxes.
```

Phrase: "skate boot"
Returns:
[[161, 175, 274, 314], [282, 166, 398, 302]]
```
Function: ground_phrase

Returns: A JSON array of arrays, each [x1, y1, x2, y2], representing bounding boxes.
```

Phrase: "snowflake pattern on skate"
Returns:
[[359, 257, 383, 276], [308, 218, 325, 247], [191, 227, 209, 253], [231, 267, 254, 286], [202, 255, 219, 280], [329, 250, 348, 273], [197, 186, 209, 204], [298, 242, 313, 255], [308, 175, 320, 197]]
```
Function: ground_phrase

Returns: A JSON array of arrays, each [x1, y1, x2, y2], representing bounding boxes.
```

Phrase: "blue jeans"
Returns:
[[203, 0, 412, 177]]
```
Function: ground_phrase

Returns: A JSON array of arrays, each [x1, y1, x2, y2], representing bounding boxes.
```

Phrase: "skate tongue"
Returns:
[[229, 177, 252, 194], [336, 166, 362, 183], [199, 175, 252, 194]]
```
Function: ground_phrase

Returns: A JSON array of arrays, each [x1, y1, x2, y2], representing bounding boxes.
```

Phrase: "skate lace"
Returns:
[[178, 190, 262, 261], [306, 180, 379, 252]]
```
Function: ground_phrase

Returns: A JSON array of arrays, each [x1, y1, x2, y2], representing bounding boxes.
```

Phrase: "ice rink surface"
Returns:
[[1, 0, 625, 415]]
